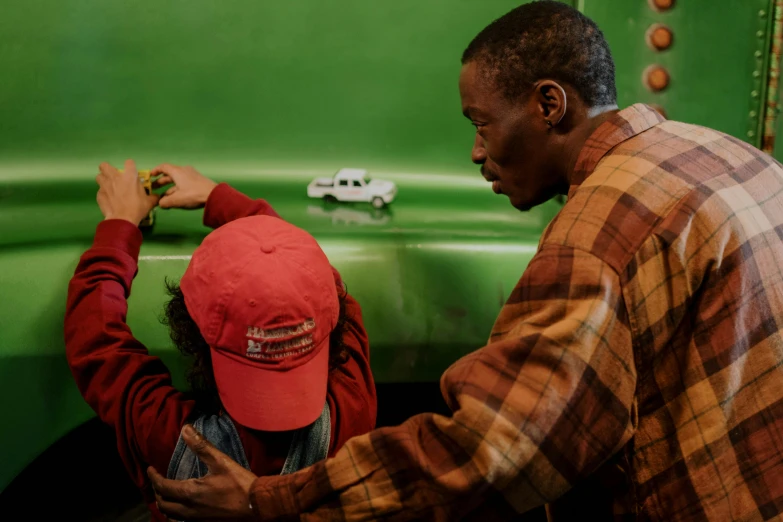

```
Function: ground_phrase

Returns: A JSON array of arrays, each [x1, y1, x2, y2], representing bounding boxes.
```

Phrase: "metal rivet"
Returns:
[[752, 90, 760, 98], [649, 0, 675, 11], [753, 70, 761, 78], [750, 110, 758, 118], [756, 50, 764, 59], [646, 24, 674, 51], [760, 10, 767, 18], [748, 131, 756, 138], [757, 30, 765, 38], [644, 65, 670, 92]]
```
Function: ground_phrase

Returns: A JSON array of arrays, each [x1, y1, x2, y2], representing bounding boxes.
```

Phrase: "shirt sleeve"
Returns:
[[248, 244, 638, 521], [202, 182, 282, 228], [64, 219, 195, 502]]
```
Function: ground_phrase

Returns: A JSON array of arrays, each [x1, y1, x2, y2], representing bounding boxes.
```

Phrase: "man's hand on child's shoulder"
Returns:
[[148, 424, 258, 521]]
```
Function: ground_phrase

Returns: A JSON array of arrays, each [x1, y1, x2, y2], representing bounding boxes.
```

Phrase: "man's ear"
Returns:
[[534, 80, 567, 128]]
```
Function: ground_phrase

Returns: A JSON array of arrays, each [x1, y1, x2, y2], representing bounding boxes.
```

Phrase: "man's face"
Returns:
[[459, 61, 560, 211]]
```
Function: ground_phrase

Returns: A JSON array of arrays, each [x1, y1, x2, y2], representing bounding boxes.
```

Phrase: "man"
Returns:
[[148, 2, 783, 520], [65, 161, 376, 520]]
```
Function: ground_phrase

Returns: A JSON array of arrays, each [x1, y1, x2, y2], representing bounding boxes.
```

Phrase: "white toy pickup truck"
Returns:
[[307, 168, 397, 209]]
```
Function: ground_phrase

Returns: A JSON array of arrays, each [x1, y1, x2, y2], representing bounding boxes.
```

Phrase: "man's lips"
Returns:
[[481, 168, 502, 194]]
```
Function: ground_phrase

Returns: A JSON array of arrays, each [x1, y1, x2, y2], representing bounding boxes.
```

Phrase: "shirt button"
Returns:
[[260, 244, 275, 254]]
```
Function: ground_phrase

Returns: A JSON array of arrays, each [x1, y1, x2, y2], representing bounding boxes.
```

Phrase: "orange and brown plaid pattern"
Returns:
[[250, 104, 783, 521]]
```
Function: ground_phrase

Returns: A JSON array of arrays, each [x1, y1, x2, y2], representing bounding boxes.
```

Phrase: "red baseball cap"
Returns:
[[180, 215, 339, 431]]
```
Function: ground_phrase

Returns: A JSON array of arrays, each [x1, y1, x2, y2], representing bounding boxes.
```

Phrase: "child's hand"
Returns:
[[151, 163, 218, 210], [96, 160, 160, 226]]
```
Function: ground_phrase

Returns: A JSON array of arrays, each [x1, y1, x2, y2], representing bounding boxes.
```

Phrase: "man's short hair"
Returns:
[[462, 0, 617, 108]]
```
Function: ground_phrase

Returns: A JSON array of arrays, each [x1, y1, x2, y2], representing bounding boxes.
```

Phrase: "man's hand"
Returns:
[[150, 163, 218, 210], [147, 424, 258, 521], [96, 160, 160, 226]]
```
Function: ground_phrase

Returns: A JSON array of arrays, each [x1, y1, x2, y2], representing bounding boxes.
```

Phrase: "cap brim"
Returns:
[[211, 337, 329, 432]]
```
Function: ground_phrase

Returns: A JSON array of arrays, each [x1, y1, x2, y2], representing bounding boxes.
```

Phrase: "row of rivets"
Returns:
[[748, 7, 769, 140], [644, 0, 673, 118]]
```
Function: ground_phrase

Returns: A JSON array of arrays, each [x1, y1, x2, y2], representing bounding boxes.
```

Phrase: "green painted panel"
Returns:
[[0, 165, 559, 492], [0, 0, 538, 172], [0, 0, 562, 491], [582, 0, 773, 147], [5, 0, 772, 495]]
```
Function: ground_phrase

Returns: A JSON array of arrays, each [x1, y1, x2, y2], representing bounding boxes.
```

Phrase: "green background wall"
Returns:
[[1, 0, 560, 493], [2, 1, 779, 173], [2, 0, 783, 497], [1, 0, 552, 173]]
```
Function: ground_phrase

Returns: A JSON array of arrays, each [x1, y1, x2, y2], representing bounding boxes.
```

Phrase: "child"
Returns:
[[64, 160, 376, 521]]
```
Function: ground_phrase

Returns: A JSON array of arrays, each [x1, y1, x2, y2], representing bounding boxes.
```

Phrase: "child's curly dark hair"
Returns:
[[161, 278, 349, 416]]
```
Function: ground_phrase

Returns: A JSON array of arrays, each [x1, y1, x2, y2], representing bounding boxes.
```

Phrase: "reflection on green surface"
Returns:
[[0, 1, 537, 170]]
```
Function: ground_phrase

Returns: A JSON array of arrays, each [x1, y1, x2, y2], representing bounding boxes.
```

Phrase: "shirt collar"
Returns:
[[569, 103, 666, 193]]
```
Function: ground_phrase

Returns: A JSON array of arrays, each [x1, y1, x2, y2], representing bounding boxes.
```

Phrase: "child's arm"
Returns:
[[202, 182, 282, 228], [149, 164, 281, 229], [64, 218, 195, 505]]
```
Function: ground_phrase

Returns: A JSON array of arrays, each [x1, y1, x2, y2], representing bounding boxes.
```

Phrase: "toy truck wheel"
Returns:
[[372, 197, 386, 209], [324, 195, 337, 203]]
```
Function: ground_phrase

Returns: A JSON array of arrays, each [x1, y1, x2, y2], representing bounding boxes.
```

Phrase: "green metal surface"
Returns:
[[0, 0, 554, 492], [0, 0, 529, 171], [582, 0, 775, 148], [771, 1, 783, 160], [761, 1, 783, 153], [0, 165, 560, 492], [2, 0, 782, 497]]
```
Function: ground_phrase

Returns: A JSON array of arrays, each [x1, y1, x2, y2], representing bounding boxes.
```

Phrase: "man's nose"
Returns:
[[471, 133, 487, 165]]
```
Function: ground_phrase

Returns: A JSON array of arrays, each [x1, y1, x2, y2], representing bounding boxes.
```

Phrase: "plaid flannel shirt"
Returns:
[[250, 104, 783, 521]]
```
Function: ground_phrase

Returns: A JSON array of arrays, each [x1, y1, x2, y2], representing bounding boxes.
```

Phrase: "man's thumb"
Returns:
[[182, 424, 221, 469]]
